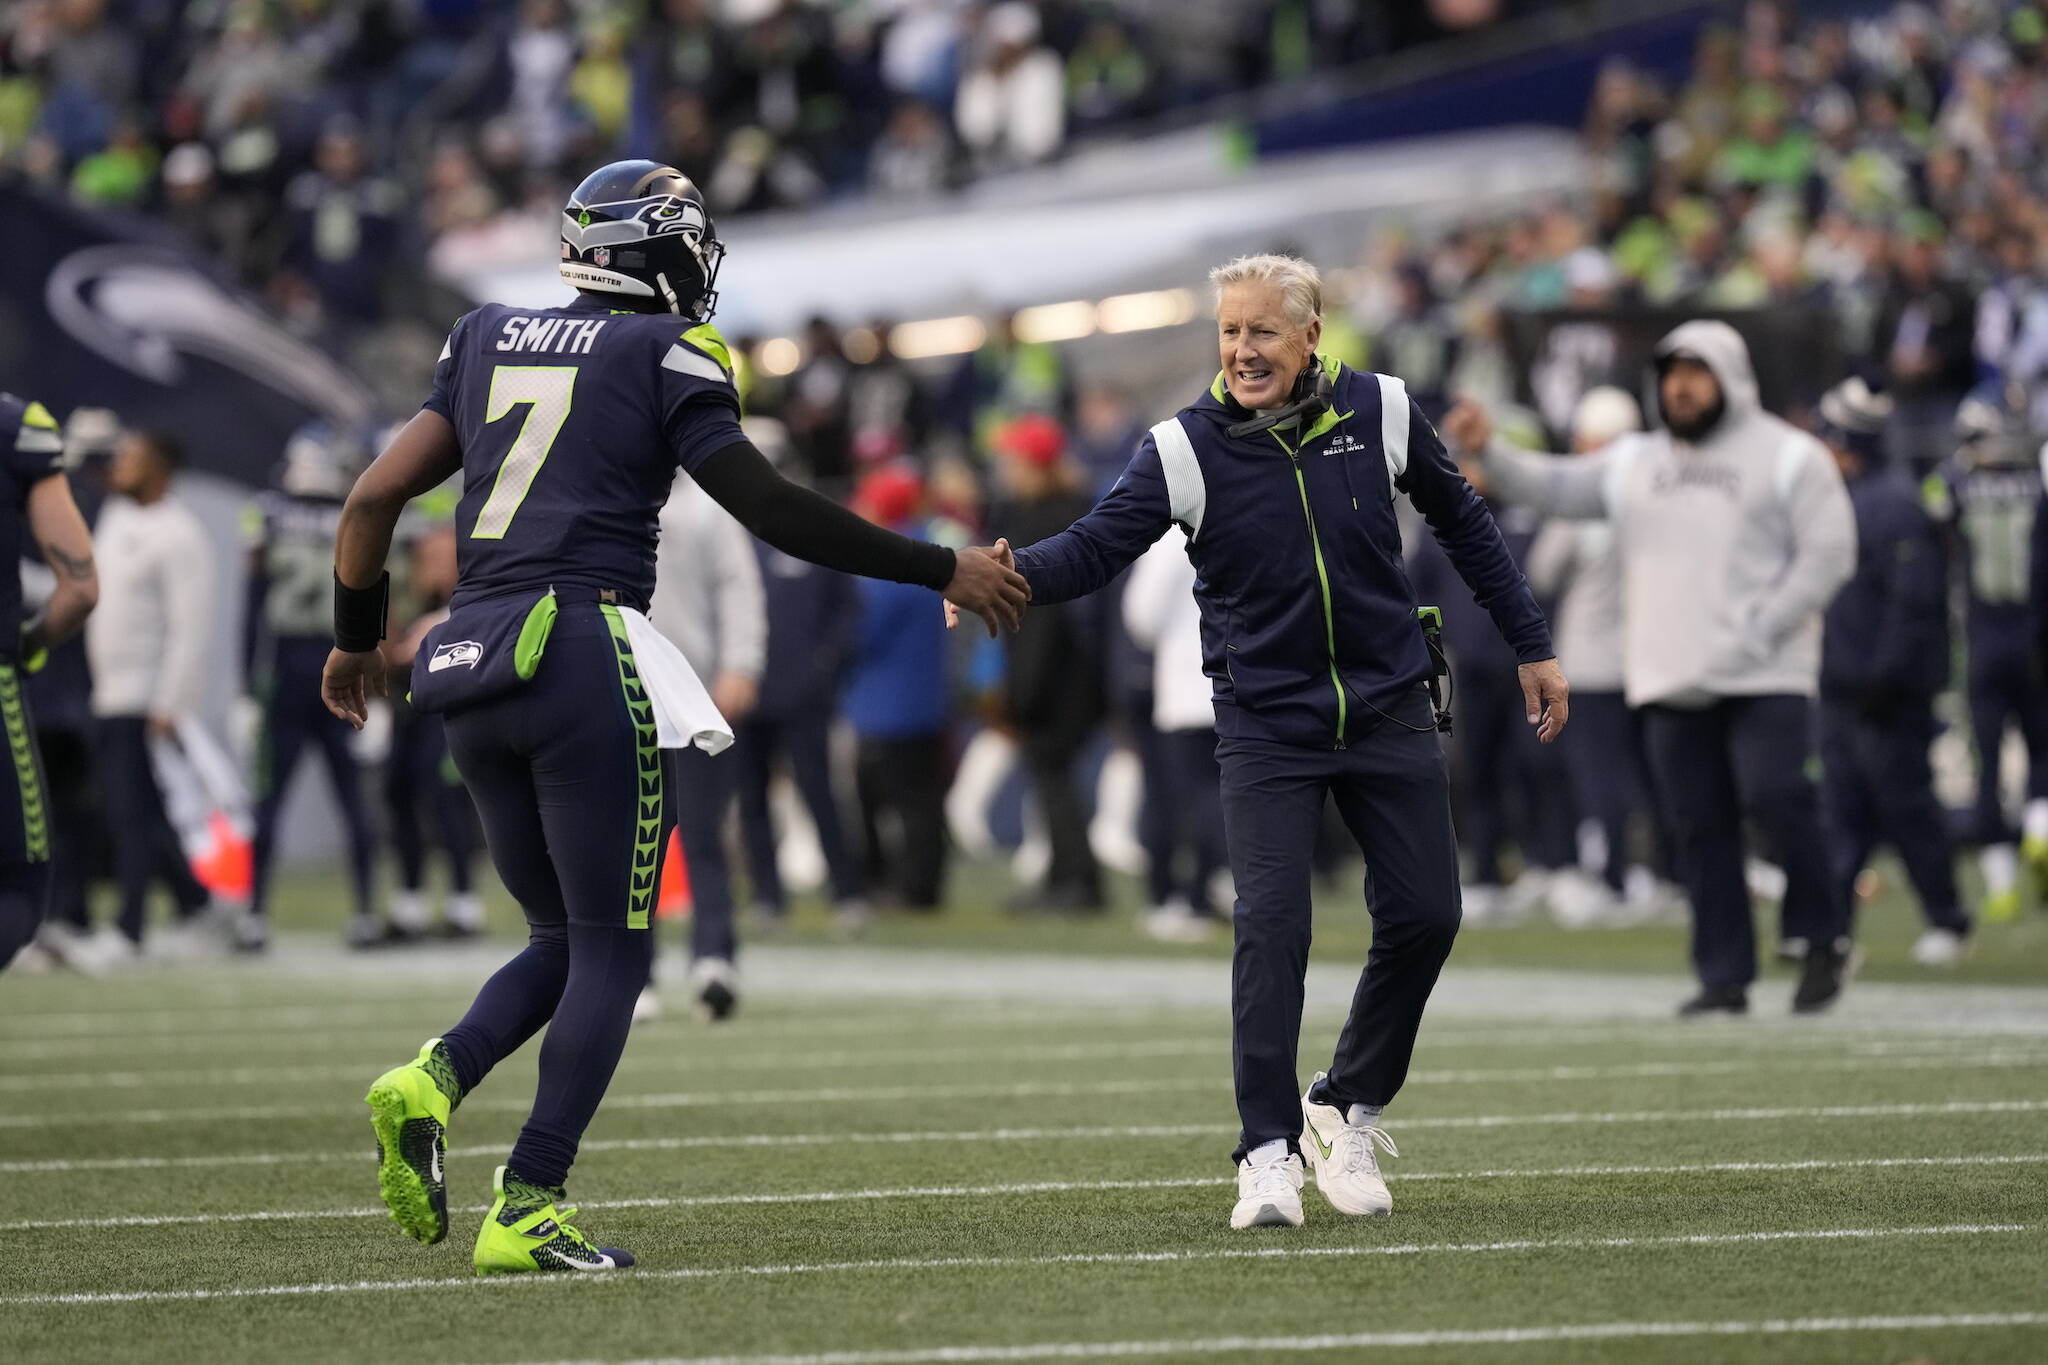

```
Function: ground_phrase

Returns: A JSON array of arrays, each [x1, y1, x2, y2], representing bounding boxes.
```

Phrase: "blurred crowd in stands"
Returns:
[[0, 0, 1525, 335]]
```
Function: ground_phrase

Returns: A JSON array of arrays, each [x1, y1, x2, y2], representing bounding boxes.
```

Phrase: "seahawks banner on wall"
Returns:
[[0, 187, 375, 484], [1502, 306, 1846, 442]]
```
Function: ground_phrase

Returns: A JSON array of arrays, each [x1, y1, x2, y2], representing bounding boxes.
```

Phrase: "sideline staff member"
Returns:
[[990, 254, 1567, 1229]]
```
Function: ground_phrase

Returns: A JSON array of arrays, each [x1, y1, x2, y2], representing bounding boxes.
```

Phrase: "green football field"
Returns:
[[3, 865, 2047, 1365]]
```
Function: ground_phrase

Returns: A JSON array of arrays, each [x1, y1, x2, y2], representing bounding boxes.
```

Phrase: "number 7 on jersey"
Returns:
[[473, 365, 577, 539]]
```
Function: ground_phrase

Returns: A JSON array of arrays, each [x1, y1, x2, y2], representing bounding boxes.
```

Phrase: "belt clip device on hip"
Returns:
[[1416, 605, 1454, 736]]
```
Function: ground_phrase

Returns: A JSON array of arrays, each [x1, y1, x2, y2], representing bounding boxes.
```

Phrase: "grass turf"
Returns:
[[1, 864, 2045, 1364]]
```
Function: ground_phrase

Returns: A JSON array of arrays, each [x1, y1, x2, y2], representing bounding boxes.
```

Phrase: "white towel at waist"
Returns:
[[618, 605, 735, 755]]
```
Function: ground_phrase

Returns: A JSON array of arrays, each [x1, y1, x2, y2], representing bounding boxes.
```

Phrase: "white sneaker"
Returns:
[[1229, 1144, 1305, 1229], [688, 956, 739, 1022], [1546, 870, 1623, 929], [230, 911, 269, 954], [1141, 899, 1217, 944], [1301, 1074, 1397, 1217], [1911, 927, 1967, 968], [443, 892, 486, 935], [631, 986, 663, 1022]]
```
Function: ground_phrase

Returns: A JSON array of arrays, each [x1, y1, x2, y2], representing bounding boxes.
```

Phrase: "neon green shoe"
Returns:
[[2024, 835, 2048, 902], [1984, 888, 2023, 924], [473, 1165, 637, 1275], [364, 1038, 460, 1244]]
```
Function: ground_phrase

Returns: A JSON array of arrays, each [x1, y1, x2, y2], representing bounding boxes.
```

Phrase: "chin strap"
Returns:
[[1225, 359, 1336, 439]]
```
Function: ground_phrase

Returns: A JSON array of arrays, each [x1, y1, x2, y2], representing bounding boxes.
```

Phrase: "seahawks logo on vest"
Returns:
[[429, 640, 484, 672]]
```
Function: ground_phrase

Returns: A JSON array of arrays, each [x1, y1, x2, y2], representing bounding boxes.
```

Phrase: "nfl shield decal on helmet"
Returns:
[[593, 247, 611, 268]]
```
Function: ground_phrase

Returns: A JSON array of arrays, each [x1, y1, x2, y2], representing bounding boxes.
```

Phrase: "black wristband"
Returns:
[[904, 541, 956, 592], [334, 571, 390, 653]]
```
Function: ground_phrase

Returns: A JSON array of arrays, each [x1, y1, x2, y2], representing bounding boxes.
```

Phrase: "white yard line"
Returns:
[[7, 1039, 2042, 1096], [5, 1008, 2037, 1066], [0, 1224, 2024, 1309], [12, 1054, 2048, 1131], [8, 1098, 2046, 1172], [504, 1311, 2048, 1365], [6, 1153, 2045, 1233], [0, 1077, 1221, 1129]]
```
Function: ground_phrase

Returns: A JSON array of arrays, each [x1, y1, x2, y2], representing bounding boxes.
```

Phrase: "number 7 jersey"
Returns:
[[423, 298, 745, 611]]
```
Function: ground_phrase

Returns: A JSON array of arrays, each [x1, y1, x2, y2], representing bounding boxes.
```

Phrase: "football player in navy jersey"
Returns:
[[1926, 393, 2048, 921], [240, 421, 382, 953], [0, 394, 100, 972], [326, 162, 1027, 1274]]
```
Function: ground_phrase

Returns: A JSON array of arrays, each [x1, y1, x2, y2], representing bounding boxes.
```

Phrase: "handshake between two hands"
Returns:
[[942, 538, 1032, 637]]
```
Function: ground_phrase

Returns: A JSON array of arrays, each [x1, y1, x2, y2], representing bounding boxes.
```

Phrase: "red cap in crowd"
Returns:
[[992, 413, 1065, 468], [852, 464, 924, 526]]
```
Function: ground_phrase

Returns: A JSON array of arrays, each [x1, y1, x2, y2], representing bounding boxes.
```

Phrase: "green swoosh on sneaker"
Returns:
[[1305, 1120, 1333, 1161]]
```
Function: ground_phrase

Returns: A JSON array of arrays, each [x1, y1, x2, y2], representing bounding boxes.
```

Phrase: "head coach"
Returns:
[[992, 254, 1568, 1230]]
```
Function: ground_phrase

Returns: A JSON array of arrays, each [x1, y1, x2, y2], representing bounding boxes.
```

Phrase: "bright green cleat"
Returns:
[[1984, 888, 2023, 925], [473, 1165, 637, 1275], [2024, 835, 2048, 902], [364, 1038, 458, 1244]]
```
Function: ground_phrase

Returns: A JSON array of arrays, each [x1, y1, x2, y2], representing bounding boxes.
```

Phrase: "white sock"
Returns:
[[2025, 800, 2048, 845], [1982, 843, 2019, 895], [1247, 1138, 1289, 1164], [1346, 1103, 1385, 1128]]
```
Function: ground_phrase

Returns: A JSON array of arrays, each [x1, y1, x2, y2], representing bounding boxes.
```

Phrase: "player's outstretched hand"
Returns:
[[1518, 657, 1570, 744], [322, 646, 388, 730], [944, 538, 1030, 637], [1441, 398, 1492, 454]]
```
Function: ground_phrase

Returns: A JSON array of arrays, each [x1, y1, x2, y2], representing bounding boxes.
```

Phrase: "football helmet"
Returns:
[[278, 419, 374, 500], [558, 160, 724, 323]]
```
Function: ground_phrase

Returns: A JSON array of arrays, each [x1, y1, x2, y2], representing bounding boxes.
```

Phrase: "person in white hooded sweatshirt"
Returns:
[[1444, 320, 1858, 1015]]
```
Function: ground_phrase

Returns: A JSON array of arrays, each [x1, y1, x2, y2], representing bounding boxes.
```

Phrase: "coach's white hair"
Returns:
[[1209, 254, 1323, 328]]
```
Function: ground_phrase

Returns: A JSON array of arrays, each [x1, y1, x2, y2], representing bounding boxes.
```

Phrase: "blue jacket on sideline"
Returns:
[[842, 519, 950, 739], [1013, 358, 1552, 749], [1821, 466, 1949, 700]]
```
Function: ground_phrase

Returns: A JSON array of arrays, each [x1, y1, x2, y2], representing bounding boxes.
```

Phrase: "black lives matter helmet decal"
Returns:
[[558, 161, 725, 323]]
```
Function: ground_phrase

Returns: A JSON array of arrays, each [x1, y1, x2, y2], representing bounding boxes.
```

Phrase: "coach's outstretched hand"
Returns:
[[322, 646, 388, 729], [944, 538, 1031, 637], [1518, 657, 1570, 743]]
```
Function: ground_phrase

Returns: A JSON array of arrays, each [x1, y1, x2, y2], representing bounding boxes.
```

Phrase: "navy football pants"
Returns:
[[250, 638, 377, 921], [96, 714, 208, 941], [1222, 688, 1462, 1161], [383, 701, 477, 896], [435, 606, 663, 1189], [1965, 636, 2048, 844], [1642, 695, 1847, 991], [734, 709, 864, 910], [671, 744, 736, 962], [1819, 697, 1964, 933], [0, 663, 52, 971]]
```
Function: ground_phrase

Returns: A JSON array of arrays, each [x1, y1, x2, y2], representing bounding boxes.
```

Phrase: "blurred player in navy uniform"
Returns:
[[331, 161, 1028, 1274], [729, 420, 869, 929], [0, 395, 100, 971], [1926, 391, 2048, 922], [1814, 379, 1969, 964], [381, 519, 483, 940], [241, 422, 382, 951]]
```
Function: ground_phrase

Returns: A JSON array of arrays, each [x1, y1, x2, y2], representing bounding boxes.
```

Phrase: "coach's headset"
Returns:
[[1225, 356, 1336, 440], [1222, 356, 1456, 736]]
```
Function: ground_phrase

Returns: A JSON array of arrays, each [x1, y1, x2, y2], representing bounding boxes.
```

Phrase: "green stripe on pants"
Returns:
[[0, 664, 49, 862], [599, 607, 661, 930]]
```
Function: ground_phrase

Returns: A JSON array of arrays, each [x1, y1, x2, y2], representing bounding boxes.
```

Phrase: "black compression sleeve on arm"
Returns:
[[692, 440, 956, 590]]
